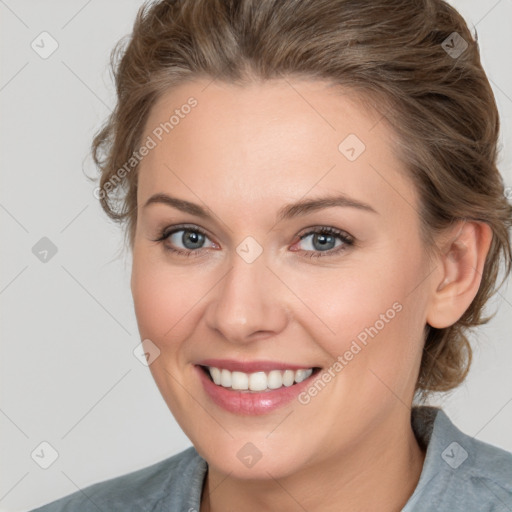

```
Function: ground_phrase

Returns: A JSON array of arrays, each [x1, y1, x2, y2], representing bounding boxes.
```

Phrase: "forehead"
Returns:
[[137, 78, 417, 225]]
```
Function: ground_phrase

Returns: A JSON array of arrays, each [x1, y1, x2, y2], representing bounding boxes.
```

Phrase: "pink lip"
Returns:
[[195, 364, 319, 415], [197, 358, 314, 373]]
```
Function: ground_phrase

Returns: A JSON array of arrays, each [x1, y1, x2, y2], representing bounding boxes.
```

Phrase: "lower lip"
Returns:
[[196, 366, 318, 415]]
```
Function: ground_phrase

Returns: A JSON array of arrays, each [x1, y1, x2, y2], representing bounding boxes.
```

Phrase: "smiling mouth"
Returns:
[[199, 365, 322, 392]]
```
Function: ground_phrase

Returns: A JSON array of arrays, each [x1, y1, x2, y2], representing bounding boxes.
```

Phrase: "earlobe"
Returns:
[[426, 220, 493, 329]]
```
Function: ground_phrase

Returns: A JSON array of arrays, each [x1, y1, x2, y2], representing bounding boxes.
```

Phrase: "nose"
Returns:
[[204, 250, 290, 345]]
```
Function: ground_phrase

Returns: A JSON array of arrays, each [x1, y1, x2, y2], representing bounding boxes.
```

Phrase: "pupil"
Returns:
[[314, 233, 334, 251], [184, 231, 204, 249]]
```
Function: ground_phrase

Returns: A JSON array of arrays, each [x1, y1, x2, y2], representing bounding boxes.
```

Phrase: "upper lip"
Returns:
[[197, 358, 318, 373]]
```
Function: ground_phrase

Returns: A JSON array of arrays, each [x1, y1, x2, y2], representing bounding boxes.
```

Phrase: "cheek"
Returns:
[[286, 265, 403, 345], [132, 267, 170, 339], [131, 254, 199, 347], [288, 248, 426, 383], [130, 255, 203, 416]]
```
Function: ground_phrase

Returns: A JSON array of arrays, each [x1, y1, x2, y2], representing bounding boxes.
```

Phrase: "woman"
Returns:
[[32, 0, 512, 510]]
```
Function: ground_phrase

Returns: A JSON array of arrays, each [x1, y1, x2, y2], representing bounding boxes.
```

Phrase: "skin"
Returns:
[[130, 78, 492, 511]]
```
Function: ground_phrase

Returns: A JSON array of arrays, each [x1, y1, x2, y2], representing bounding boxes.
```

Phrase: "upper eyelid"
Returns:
[[159, 224, 351, 236], [298, 226, 353, 239], [159, 223, 210, 237]]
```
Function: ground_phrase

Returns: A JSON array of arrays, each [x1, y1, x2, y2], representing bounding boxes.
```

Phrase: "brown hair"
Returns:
[[91, 0, 512, 396]]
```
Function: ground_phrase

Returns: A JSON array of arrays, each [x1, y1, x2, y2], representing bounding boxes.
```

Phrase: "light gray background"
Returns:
[[1, 1, 511, 510]]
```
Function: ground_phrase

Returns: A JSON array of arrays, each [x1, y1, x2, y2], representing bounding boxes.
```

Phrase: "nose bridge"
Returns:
[[205, 247, 289, 343]]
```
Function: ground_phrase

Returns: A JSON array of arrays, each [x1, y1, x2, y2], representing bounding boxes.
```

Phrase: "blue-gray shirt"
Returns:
[[30, 406, 512, 511]]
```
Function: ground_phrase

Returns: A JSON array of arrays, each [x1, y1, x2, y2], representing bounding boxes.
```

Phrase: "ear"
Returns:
[[426, 220, 493, 329]]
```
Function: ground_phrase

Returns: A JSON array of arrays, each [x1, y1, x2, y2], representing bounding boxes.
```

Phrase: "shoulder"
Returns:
[[404, 406, 512, 511], [30, 446, 207, 511]]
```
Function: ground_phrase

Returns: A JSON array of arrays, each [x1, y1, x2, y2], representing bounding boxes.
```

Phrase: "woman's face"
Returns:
[[131, 78, 434, 479]]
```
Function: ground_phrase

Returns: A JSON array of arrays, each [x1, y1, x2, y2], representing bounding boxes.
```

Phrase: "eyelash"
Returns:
[[152, 224, 355, 259]]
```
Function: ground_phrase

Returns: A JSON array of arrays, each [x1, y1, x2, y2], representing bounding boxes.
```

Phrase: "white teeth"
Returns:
[[210, 367, 222, 385], [282, 369, 295, 387], [206, 366, 314, 391], [231, 371, 249, 390], [220, 369, 231, 387], [294, 369, 310, 383], [249, 372, 267, 391], [267, 370, 283, 389]]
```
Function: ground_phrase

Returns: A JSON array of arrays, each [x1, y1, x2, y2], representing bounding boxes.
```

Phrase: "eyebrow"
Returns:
[[143, 192, 377, 221]]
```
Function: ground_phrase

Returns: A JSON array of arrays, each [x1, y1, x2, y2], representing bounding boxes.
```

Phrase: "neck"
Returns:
[[200, 409, 425, 512]]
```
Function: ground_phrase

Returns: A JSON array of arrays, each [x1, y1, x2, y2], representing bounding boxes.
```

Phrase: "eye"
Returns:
[[153, 224, 218, 257], [292, 226, 354, 258], [153, 224, 354, 259]]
